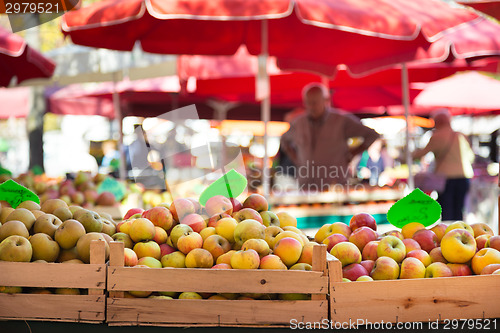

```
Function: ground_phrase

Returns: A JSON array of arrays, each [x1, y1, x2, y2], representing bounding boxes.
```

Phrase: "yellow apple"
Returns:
[[133, 241, 161, 260], [264, 226, 284, 249], [399, 257, 426, 279], [241, 238, 270, 258], [129, 218, 156, 243], [401, 222, 425, 239], [216, 250, 235, 266], [471, 248, 500, 275], [161, 251, 186, 268], [273, 237, 303, 267], [230, 249, 260, 269], [185, 248, 214, 268], [445, 221, 474, 237], [259, 254, 287, 269], [214, 217, 238, 243], [276, 212, 297, 228], [440, 229, 476, 264]]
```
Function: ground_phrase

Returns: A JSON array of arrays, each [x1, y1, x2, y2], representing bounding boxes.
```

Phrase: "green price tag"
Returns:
[[0, 167, 12, 176], [97, 177, 126, 201], [387, 188, 442, 228], [199, 169, 247, 205], [0, 179, 40, 208]]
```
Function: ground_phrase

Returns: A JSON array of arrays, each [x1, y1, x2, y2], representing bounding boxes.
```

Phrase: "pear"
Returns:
[[33, 214, 63, 238], [0, 220, 29, 242], [6, 208, 36, 230], [29, 233, 60, 262], [77, 211, 103, 233], [54, 219, 86, 250], [0, 235, 32, 262]]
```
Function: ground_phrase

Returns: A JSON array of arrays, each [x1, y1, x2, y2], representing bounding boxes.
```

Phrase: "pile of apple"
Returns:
[[114, 194, 316, 300], [315, 213, 500, 281], [0, 198, 118, 295]]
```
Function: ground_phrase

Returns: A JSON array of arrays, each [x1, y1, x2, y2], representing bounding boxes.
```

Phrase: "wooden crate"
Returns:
[[328, 259, 500, 325], [0, 240, 107, 323], [107, 242, 330, 327]]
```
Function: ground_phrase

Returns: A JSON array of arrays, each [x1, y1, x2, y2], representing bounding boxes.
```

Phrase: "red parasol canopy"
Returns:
[[413, 71, 500, 114], [61, 0, 490, 76], [0, 26, 56, 87], [457, 0, 500, 20]]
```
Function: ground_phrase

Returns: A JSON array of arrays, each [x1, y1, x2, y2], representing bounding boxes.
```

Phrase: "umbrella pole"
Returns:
[[112, 72, 127, 181], [259, 19, 271, 200], [402, 63, 414, 190]]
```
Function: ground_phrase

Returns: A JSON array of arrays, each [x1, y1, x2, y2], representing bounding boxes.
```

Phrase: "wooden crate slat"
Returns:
[[0, 294, 105, 322], [330, 275, 500, 323], [107, 298, 327, 325], [0, 262, 106, 289], [108, 267, 327, 294]]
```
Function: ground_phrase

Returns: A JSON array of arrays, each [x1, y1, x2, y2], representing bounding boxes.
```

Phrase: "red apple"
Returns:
[[159, 243, 176, 257], [207, 212, 231, 228], [361, 240, 379, 261], [169, 198, 196, 222], [123, 208, 145, 220], [429, 247, 448, 264], [412, 229, 438, 253], [141, 206, 174, 231], [476, 234, 492, 251], [96, 192, 116, 206], [349, 213, 377, 232], [229, 198, 242, 213], [205, 195, 233, 217], [342, 263, 369, 281], [232, 208, 263, 224], [349, 226, 378, 252], [402, 238, 421, 254], [242, 194, 269, 212], [360, 259, 375, 273], [180, 213, 207, 233], [447, 263, 472, 276], [486, 235, 500, 251], [430, 223, 448, 244], [480, 263, 500, 275], [322, 233, 348, 252]]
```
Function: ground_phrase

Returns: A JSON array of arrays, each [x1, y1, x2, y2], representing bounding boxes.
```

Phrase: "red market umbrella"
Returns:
[[179, 48, 500, 111], [457, 0, 500, 20], [413, 71, 500, 114], [61, 0, 498, 193], [47, 76, 187, 119], [61, 0, 488, 77], [0, 26, 56, 87], [0, 87, 30, 118]]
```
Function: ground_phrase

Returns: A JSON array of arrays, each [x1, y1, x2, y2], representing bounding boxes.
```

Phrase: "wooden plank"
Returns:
[[89, 240, 106, 296], [311, 244, 327, 301], [330, 275, 500, 324], [108, 267, 327, 294], [328, 258, 343, 283], [109, 241, 125, 298], [0, 262, 106, 289], [107, 298, 327, 326], [0, 294, 105, 322]]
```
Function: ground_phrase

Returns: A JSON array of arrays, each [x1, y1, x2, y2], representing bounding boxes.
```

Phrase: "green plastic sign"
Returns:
[[387, 188, 442, 228], [97, 177, 127, 201], [0, 167, 12, 176], [0, 179, 40, 208], [199, 169, 247, 205]]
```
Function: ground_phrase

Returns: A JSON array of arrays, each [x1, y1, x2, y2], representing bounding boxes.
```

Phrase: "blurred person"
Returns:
[[412, 108, 474, 221], [99, 140, 120, 177], [357, 138, 393, 186], [280, 83, 379, 191]]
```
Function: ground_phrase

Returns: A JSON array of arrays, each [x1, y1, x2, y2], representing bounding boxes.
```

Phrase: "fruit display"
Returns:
[[0, 195, 116, 296], [316, 214, 500, 281], [109, 193, 324, 300]]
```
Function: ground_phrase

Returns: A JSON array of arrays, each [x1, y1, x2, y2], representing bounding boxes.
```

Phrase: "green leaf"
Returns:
[[387, 188, 442, 228], [0, 179, 40, 208], [199, 169, 247, 205]]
